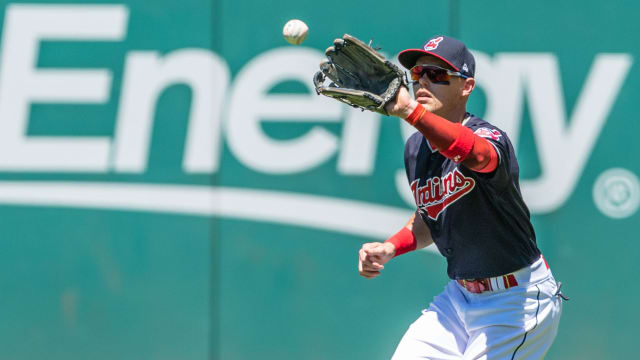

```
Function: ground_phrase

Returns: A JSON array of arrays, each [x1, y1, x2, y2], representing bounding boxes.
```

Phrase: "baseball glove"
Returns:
[[313, 34, 408, 115]]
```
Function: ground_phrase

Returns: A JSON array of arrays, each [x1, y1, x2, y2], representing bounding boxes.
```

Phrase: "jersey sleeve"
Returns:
[[467, 123, 518, 188]]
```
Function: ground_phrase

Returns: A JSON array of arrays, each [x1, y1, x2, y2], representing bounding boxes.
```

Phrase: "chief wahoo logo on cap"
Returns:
[[424, 36, 444, 51]]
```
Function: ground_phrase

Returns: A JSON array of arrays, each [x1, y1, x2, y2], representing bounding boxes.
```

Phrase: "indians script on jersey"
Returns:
[[411, 169, 476, 220]]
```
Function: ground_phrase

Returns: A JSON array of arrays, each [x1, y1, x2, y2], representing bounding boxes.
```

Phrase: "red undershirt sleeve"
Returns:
[[404, 103, 498, 173]]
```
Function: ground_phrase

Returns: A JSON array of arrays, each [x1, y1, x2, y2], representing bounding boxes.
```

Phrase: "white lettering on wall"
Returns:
[[226, 47, 342, 174], [112, 49, 229, 173], [0, 4, 127, 171], [0, 6, 633, 215], [337, 107, 380, 175]]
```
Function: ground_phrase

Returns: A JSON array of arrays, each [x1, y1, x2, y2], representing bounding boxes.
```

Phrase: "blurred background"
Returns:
[[0, 0, 638, 359]]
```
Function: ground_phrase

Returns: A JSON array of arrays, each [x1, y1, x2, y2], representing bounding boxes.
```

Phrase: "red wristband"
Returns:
[[385, 227, 417, 257], [405, 103, 428, 126]]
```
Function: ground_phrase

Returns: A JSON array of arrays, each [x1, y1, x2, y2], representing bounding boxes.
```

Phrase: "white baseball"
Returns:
[[283, 19, 308, 45]]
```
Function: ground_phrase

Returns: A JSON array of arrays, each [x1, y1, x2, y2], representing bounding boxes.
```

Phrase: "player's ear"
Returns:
[[461, 77, 475, 97]]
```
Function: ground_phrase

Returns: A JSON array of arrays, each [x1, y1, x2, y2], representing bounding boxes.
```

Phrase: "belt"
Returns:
[[456, 255, 550, 294], [456, 274, 518, 294]]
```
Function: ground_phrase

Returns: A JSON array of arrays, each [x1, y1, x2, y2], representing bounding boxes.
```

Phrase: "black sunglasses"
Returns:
[[410, 64, 468, 84]]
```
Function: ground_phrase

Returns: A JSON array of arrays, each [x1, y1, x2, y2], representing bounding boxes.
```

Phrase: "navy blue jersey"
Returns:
[[404, 113, 540, 280]]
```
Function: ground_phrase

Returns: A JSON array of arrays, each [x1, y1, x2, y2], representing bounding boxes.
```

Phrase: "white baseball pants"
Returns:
[[391, 256, 563, 360]]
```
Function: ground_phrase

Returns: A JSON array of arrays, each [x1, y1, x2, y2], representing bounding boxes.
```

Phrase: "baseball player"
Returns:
[[357, 36, 566, 359]]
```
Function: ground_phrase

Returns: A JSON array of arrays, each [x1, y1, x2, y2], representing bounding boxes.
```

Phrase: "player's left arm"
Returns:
[[386, 87, 498, 173], [460, 135, 498, 173]]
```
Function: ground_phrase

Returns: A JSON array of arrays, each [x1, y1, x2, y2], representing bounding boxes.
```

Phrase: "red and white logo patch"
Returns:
[[424, 36, 444, 51], [411, 168, 476, 220], [474, 127, 502, 141]]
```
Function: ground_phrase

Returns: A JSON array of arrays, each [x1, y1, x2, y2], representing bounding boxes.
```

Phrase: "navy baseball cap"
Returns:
[[398, 35, 475, 78]]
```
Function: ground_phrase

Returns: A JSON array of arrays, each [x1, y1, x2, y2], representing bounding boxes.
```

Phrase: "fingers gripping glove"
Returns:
[[313, 34, 408, 115]]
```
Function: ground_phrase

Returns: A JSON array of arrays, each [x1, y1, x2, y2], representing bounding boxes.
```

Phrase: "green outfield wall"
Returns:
[[0, 1, 638, 359]]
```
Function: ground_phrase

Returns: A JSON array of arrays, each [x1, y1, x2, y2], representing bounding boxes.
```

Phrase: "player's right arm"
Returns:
[[358, 212, 433, 279]]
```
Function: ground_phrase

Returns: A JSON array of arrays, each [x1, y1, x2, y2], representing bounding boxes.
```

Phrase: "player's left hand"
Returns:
[[313, 34, 408, 115], [384, 85, 418, 118], [358, 242, 395, 279]]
